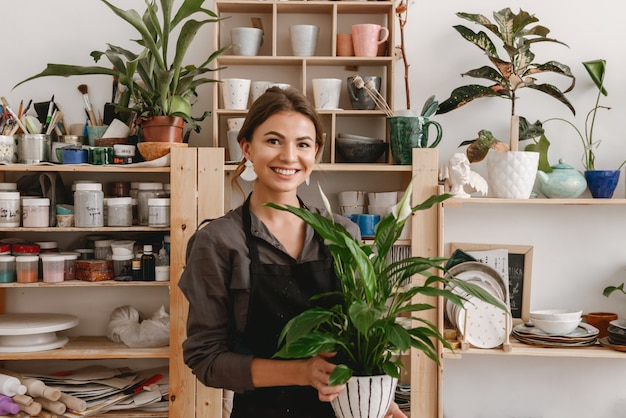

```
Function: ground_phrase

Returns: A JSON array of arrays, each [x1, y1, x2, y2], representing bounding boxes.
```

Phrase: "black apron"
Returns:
[[230, 196, 340, 418]]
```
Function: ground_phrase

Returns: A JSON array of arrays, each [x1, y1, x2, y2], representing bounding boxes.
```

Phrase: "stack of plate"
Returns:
[[395, 383, 410, 413], [445, 262, 512, 349], [599, 319, 626, 351], [512, 322, 598, 347]]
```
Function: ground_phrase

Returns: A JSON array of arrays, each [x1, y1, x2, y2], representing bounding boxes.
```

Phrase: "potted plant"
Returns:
[[15, 0, 227, 142], [267, 182, 506, 418], [542, 60, 626, 198], [435, 8, 576, 199]]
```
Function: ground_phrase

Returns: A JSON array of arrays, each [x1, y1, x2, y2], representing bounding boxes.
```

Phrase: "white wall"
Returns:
[[4, 1, 626, 417]]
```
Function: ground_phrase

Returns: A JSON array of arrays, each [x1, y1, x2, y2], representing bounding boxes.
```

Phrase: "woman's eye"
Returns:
[[298, 142, 312, 148], [267, 138, 280, 145]]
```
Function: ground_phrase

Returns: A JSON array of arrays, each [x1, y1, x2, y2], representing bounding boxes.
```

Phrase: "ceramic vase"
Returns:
[[486, 151, 539, 199], [585, 170, 620, 198], [331, 374, 397, 418]]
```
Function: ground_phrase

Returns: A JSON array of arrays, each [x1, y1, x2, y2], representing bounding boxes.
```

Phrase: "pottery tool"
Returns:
[[78, 84, 97, 126], [0, 97, 28, 134], [42, 95, 55, 133]]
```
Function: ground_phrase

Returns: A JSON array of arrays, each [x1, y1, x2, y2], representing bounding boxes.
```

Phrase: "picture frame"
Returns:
[[449, 243, 533, 324]]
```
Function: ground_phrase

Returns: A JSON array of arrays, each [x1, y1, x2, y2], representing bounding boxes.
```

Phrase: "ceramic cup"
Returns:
[[227, 130, 243, 163], [312, 78, 342, 110], [250, 81, 273, 103], [348, 213, 380, 237], [222, 78, 251, 110], [336, 33, 354, 56], [338, 190, 367, 207], [583, 312, 618, 338], [351, 24, 389, 57], [86, 125, 109, 147], [268, 83, 292, 91], [231, 27, 263, 56], [227, 117, 246, 132], [347, 75, 381, 110], [289, 24, 319, 56]]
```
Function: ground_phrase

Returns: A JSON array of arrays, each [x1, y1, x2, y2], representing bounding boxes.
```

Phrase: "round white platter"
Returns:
[[0, 313, 79, 353]]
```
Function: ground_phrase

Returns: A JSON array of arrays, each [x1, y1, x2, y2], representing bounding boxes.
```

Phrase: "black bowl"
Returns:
[[336, 137, 387, 163]]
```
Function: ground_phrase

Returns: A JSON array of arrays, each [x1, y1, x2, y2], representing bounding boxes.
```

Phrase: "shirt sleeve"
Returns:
[[178, 220, 255, 393]]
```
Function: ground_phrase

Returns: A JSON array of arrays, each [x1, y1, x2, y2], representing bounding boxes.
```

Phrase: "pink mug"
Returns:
[[351, 24, 389, 57]]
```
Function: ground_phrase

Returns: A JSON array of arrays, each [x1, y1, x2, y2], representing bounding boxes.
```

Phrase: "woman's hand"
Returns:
[[384, 401, 407, 418], [302, 352, 346, 402]]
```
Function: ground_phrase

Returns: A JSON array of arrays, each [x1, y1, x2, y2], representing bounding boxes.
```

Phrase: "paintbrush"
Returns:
[[78, 84, 97, 126]]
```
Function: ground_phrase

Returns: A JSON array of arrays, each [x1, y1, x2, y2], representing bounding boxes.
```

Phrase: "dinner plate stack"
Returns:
[[512, 322, 599, 347], [445, 262, 512, 349], [599, 319, 626, 351]]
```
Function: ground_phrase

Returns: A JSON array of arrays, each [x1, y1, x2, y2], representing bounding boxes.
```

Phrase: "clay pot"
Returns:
[[141, 116, 184, 143]]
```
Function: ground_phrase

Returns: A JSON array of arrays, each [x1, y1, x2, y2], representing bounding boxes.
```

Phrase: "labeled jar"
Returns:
[[137, 183, 163, 226], [0, 255, 16, 283], [74, 182, 104, 227], [41, 254, 66, 283], [148, 198, 170, 227], [106, 197, 132, 227], [15, 255, 39, 283], [21, 198, 50, 228], [0, 192, 21, 227]]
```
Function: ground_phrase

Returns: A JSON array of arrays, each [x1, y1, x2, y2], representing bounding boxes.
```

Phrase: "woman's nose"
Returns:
[[281, 143, 298, 162]]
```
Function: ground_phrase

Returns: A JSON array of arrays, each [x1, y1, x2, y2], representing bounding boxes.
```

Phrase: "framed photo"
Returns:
[[448, 243, 533, 324]]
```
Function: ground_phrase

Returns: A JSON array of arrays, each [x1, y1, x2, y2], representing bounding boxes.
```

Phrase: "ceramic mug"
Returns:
[[227, 130, 243, 163], [348, 213, 380, 237], [351, 24, 389, 57], [250, 81, 273, 103], [583, 312, 618, 338], [222, 78, 251, 110], [290, 24, 319, 56], [388, 115, 443, 165], [86, 125, 108, 147], [336, 33, 354, 57], [231, 27, 263, 56], [312, 78, 342, 110], [347, 76, 381, 110]]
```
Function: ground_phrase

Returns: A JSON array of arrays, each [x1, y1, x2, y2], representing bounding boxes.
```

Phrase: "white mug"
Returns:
[[250, 80, 273, 103], [290, 24, 319, 56], [222, 78, 251, 110], [312, 78, 342, 110], [231, 27, 263, 56], [227, 130, 243, 162]]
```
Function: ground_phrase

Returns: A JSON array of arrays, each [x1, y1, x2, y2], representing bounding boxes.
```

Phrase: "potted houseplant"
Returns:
[[542, 60, 626, 198], [435, 8, 576, 199], [15, 0, 227, 142], [267, 182, 506, 418]]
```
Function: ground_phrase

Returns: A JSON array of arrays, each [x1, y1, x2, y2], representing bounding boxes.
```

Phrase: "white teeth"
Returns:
[[273, 168, 297, 175]]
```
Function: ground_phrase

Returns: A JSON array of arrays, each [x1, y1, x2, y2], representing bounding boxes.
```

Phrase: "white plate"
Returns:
[[456, 295, 511, 349], [610, 319, 626, 329]]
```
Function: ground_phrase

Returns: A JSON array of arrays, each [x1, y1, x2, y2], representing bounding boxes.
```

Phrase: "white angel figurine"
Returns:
[[441, 153, 488, 198]]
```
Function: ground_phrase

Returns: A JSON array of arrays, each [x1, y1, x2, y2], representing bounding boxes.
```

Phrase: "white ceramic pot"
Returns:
[[331, 374, 397, 418], [486, 151, 539, 199]]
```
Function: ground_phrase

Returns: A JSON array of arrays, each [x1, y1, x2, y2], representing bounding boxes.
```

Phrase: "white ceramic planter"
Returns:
[[487, 151, 539, 199], [331, 374, 397, 418]]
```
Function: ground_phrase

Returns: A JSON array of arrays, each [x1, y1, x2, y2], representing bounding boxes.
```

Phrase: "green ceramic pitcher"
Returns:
[[388, 116, 442, 165]]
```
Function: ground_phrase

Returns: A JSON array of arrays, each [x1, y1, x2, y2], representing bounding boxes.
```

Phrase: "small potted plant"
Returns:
[[542, 60, 626, 198], [268, 182, 505, 418], [15, 0, 227, 143], [435, 8, 576, 199]]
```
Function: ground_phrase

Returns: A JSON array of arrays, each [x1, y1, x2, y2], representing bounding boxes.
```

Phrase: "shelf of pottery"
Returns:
[[211, 0, 396, 165]]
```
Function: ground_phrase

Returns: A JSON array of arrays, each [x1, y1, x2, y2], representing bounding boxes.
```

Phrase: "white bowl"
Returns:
[[531, 318, 581, 335], [529, 309, 582, 322], [337, 133, 384, 143]]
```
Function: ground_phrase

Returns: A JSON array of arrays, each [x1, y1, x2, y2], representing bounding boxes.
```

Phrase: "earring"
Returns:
[[240, 159, 258, 182], [305, 176, 310, 186]]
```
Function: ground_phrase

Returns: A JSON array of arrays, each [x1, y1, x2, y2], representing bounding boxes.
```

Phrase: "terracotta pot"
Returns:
[[141, 116, 184, 143], [331, 374, 397, 418]]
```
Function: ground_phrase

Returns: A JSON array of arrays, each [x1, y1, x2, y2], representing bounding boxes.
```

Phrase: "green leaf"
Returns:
[[385, 323, 411, 351], [329, 365, 352, 386], [277, 307, 335, 347], [583, 59, 608, 96], [436, 85, 503, 114], [273, 332, 338, 359], [349, 300, 383, 335], [524, 134, 552, 173], [453, 25, 499, 58], [525, 83, 576, 115]]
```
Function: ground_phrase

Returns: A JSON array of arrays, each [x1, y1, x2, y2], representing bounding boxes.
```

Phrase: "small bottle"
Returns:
[[155, 246, 170, 282], [141, 245, 155, 281], [131, 258, 142, 281], [0, 373, 26, 396]]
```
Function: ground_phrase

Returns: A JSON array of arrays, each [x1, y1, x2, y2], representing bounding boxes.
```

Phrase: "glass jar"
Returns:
[[148, 198, 170, 227], [21, 198, 50, 228], [106, 197, 132, 227], [74, 182, 104, 227], [137, 182, 163, 226], [15, 255, 39, 283], [0, 192, 21, 227]]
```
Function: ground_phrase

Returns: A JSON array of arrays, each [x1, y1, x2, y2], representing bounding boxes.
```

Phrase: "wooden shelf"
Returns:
[[91, 412, 167, 418], [0, 164, 169, 173], [217, 55, 393, 66], [225, 163, 412, 172], [444, 197, 626, 207], [0, 280, 170, 288], [0, 226, 169, 233], [0, 336, 169, 360], [443, 340, 626, 359]]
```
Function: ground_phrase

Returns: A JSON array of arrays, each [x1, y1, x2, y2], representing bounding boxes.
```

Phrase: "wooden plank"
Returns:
[[169, 147, 200, 418], [410, 149, 441, 418], [195, 148, 226, 418]]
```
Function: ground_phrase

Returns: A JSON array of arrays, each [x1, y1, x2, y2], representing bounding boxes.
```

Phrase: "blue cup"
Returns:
[[349, 214, 380, 237]]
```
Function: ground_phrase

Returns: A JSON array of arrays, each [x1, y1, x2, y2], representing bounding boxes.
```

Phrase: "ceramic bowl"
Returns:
[[529, 309, 582, 322], [137, 141, 188, 161], [337, 133, 384, 143], [531, 318, 581, 335], [336, 137, 387, 163]]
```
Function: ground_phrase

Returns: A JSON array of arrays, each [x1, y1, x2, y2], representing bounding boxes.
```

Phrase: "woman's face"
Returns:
[[242, 111, 318, 194]]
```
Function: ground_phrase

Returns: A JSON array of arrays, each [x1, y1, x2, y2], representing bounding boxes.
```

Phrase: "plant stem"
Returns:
[[396, 1, 410, 110]]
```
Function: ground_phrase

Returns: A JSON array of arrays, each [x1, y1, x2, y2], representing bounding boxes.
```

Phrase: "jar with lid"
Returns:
[[148, 198, 170, 227], [112, 254, 133, 281], [137, 182, 163, 226], [74, 182, 104, 227], [11, 242, 40, 257], [34, 241, 58, 253], [21, 198, 50, 228], [0, 255, 15, 283], [15, 255, 39, 283], [0, 244, 10, 255], [106, 197, 132, 227], [111, 181, 130, 198], [59, 252, 79, 281], [0, 192, 21, 227], [94, 239, 114, 260], [0, 184, 17, 192], [129, 182, 141, 200], [41, 254, 66, 283]]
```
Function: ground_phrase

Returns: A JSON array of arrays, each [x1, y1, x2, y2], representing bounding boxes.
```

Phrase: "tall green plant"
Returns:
[[15, 0, 227, 133], [267, 182, 506, 386]]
